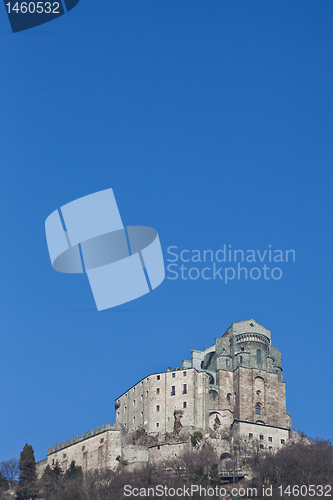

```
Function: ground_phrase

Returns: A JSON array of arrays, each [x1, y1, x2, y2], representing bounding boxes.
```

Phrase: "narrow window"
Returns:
[[156, 422, 159, 428], [140, 394, 143, 402], [257, 349, 261, 364], [183, 371, 187, 377], [256, 404, 261, 415], [281, 439, 285, 444], [124, 406, 127, 413], [141, 412, 143, 417], [133, 400, 136, 407], [146, 391, 148, 397], [156, 388, 160, 395], [183, 384, 187, 394], [171, 386, 175, 395], [268, 437, 272, 442], [157, 375, 160, 380], [226, 359, 230, 367], [260, 444, 264, 449], [227, 394, 231, 405], [172, 372, 176, 378], [156, 405, 160, 412], [260, 435, 264, 440], [183, 401, 187, 408], [97, 447, 103, 468], [240, 356, 243, 364], [133, 416, 135, 423]]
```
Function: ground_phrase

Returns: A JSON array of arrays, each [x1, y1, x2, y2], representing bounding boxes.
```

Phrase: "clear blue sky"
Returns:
[[0, 0, 332, 462]]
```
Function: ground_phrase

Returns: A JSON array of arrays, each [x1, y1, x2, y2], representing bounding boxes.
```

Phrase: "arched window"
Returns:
[[257, 349, 261, 364], [255, 403, 261, 415], [240, 356, 243, 364]]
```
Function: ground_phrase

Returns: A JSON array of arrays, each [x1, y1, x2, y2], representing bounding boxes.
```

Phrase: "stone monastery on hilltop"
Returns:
[[37, 319, 296, 475]]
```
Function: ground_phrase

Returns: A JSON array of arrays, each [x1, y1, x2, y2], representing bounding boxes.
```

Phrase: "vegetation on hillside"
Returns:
[[0, 437, 331, 499]]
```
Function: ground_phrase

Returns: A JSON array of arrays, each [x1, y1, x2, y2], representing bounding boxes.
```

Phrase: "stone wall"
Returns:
[[148, 441, 188, 465], [216, 366, 287, 429], [115, 368, 209, 435], [232, 420, 289, 452], [45, 426, 122, 474]]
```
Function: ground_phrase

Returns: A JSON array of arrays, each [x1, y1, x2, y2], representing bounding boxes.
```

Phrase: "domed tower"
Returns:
[[215, 319, 283, 381], [214, 319, 287, 429], [182, 319, 291, 440]]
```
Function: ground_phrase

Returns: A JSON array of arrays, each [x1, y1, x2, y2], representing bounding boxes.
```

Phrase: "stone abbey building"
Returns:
[[37, 319, 294, 474]]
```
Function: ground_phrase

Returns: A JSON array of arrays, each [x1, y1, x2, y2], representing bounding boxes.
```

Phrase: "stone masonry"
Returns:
[[37, 319, 294, 477]]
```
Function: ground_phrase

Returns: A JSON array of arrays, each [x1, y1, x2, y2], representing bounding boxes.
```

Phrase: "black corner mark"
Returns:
[[3, 0, 80, 33]]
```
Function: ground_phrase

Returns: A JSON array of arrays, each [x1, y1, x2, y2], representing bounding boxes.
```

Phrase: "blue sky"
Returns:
[[0, 0, 332, 462]]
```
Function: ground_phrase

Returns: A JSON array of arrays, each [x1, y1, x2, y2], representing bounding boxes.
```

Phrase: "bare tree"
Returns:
[[232, 435, 261, 468], [0, 458, 19, 489], [169, 442, 219, 483], [250, 438, 333, 499]]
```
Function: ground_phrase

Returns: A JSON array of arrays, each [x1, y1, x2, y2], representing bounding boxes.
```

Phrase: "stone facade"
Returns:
[[38, 424, 122, 476], [232, 420, 289, 453], [37, 319, 294, 477], [115, 368, 209, 435]]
